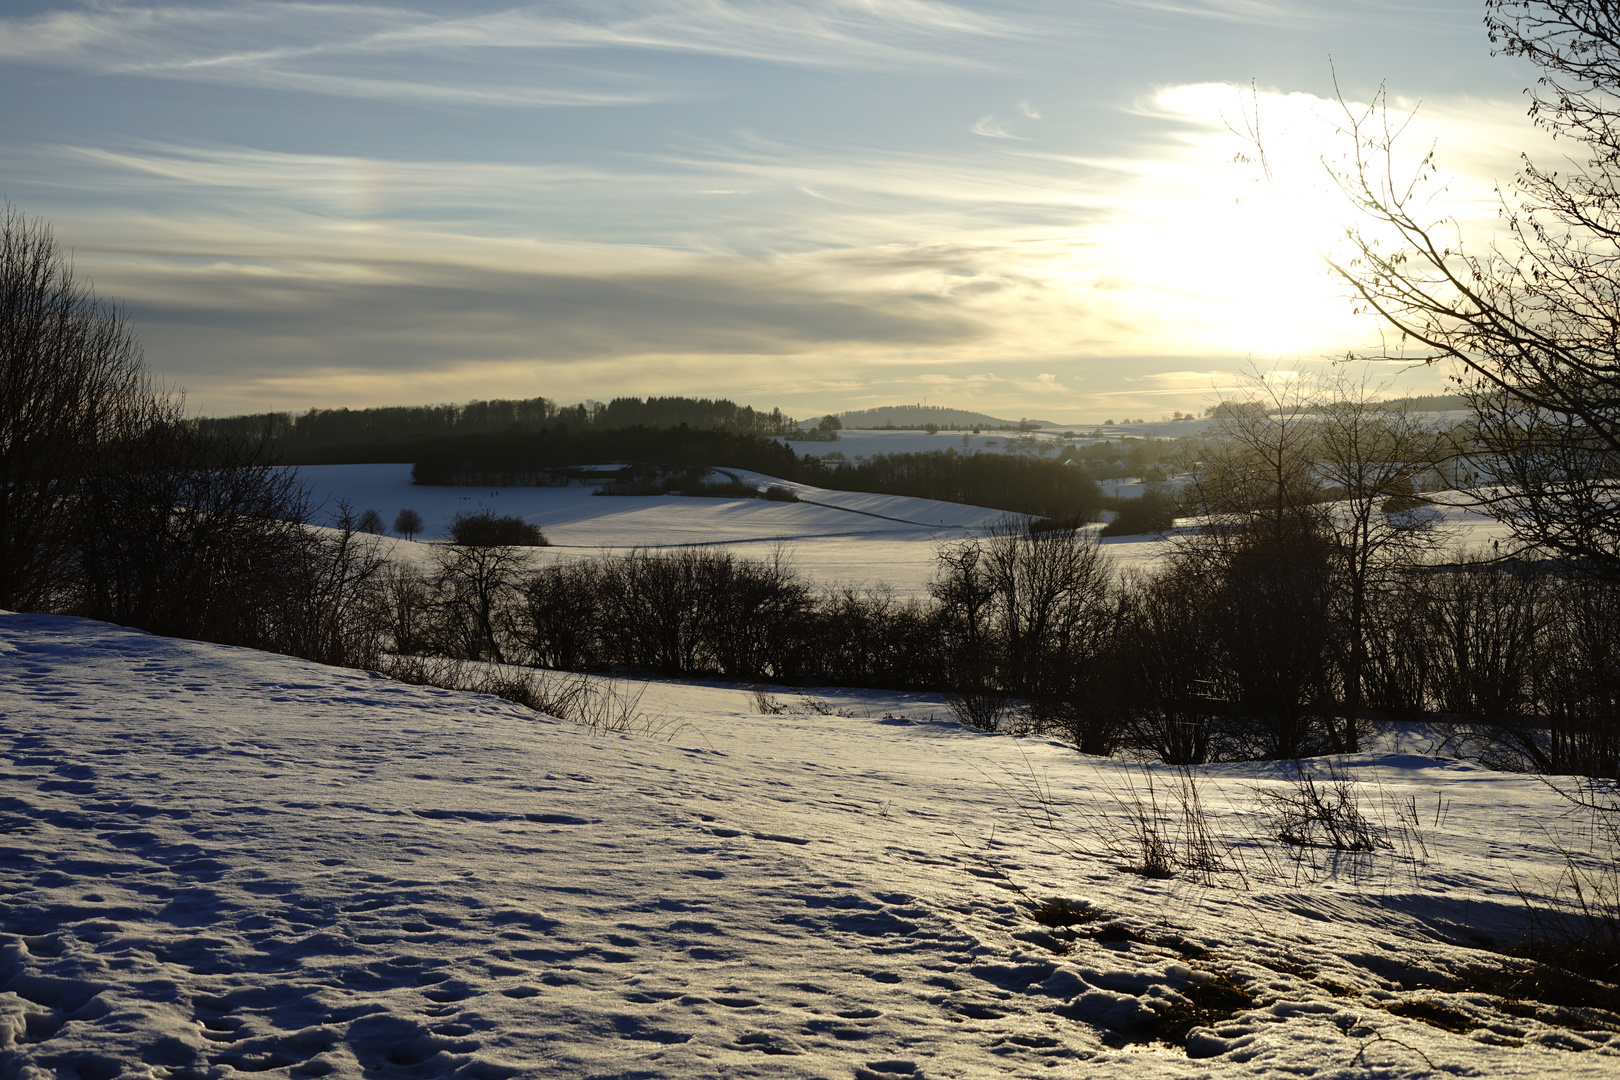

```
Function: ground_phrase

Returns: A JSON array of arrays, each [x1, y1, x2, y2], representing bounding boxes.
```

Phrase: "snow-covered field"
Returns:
[[295, 464, 1009, 596], [4, 612, 1617, 1078], [295, 464, 1517, 596]]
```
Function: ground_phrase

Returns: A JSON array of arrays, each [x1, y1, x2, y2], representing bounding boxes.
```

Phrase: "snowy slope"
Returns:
[[292, 465, 1518, 601], [3, 613, 1617, 1078], [294, 464, 1003, 544], [294, 464, 1008, 596]]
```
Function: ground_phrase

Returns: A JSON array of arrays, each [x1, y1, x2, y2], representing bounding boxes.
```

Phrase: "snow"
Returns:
[[293, 464, 1522, 601], [4, 611, 1617, 1078], [294, 464, 1010, 597], [296, 464, 1005, 545]]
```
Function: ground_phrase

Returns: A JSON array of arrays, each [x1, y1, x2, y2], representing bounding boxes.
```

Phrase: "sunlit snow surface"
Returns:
[[4, 613, 1617, 1077]]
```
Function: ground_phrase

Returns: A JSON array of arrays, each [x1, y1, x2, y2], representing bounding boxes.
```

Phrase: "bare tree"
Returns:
[[1325, 2, 1620, 574], [0, 204, 147, 609], [930, 518, 1114, 742], [1180, 369, 1326, 559], [1186, 371, 1451, 749], [1313, 378, 1452, 748], [71, 415, 314, 647], [429, 541, 527, 663], [1180, 374, 1338, 757]]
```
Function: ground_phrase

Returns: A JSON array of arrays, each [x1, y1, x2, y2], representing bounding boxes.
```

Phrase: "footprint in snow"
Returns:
[[857, 1061, 920, 1080], [731, 1031, 804, 1055], [526, 813, 590, 825]]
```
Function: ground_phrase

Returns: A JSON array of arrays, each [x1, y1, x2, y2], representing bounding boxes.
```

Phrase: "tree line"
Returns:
[[200, 394, 802, 462], [360, 515, 1615, 779], [810, 451, 1107, 522], [412, 428, 1112, 522]]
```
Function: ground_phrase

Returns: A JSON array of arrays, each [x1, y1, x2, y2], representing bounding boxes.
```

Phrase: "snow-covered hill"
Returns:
[[294, 464, 1005, 546], [2, 613, 1615, 1078], [292, 464, 1519, 600], [293, 463, 1011, 596]]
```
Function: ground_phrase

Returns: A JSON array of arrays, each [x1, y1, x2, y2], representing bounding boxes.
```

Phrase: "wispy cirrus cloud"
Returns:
[[969, 115, 1025, 139], [1098, 0, 1333, 26], [0, 0, 1019, 107]]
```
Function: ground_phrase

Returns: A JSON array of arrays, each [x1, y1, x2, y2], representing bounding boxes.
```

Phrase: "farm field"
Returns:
[[294, 464, 1517, 596]]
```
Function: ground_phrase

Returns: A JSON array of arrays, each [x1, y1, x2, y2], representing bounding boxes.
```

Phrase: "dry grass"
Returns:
[[375, 655, 677, 739]]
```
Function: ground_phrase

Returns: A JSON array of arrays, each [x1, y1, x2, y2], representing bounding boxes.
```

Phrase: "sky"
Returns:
[[0, 1, 1550, 421]]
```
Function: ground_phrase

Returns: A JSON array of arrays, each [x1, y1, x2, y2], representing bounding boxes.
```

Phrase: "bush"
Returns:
[[389, 544, 947, 689], [931, 520, 1114, 733], [449, 510, 547, 547], [1112, 566, 1229, 765], [1255, 761, 1386, 852], [686, 478, 762, 499], [1027, 514, 1088, 534], [1100, 487, 1179, 537]]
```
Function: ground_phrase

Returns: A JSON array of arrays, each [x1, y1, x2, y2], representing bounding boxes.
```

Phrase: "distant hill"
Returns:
[[835, 405, 1055, 430]]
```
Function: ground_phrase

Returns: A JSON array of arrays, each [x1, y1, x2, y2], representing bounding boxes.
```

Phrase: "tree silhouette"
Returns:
[[1327, 2, 1620, 575], [394, 508, 424, 541]]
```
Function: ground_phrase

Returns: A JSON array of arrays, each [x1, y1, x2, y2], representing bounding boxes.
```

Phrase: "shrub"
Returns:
[[1112, 565, 1229, 765], [517, 562, 606, 671], [686, 478, 761, 499], [931, 520, 1115, 739], [1027, 514, 1088, 535], [946, 688, 1013, 732], [426, 543, 529, 662], [449, 510, 547, 547], [1099, 487, 1179, 537], [1255, 761, 1386, 852]]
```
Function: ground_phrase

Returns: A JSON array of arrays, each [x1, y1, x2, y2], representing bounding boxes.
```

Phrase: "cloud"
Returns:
[[970, 115, 1025, 140], [1017, 371, 1068, 392], [0, 0, 1018, 107], [1134, 369, 1240, 392], [2, 72, 1525, 415], [1099, 0, 1334, 26], [128, 259, 978, 362], [43, 200, 993, 410]]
